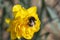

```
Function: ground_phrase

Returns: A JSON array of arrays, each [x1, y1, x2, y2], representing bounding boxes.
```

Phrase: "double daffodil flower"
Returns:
[[5, 4, 41, 40]]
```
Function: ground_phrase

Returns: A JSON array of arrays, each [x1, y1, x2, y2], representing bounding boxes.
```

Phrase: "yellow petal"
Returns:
[[5, 18, 10, 24], [12, 4, 21, 12], [11, 32, 16, 40], [27, 6, 37, 13]]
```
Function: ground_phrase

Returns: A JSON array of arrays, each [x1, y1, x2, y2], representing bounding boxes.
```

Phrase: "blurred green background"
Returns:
[[0, 0, 60, 40]]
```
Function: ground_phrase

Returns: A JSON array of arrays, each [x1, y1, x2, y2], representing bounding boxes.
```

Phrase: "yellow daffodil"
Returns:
[[5, 4, 41, 40]]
